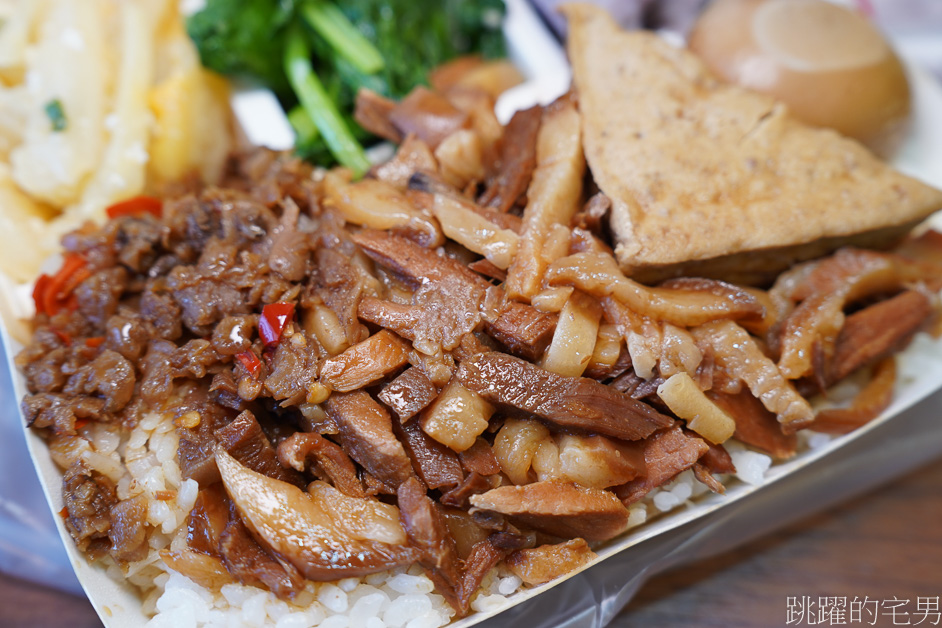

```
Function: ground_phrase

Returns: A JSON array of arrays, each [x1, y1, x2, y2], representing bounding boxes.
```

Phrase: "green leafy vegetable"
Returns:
[[187, 0, 506, 169], [186, 0, 297, 96], [44, 99, 67, 132]]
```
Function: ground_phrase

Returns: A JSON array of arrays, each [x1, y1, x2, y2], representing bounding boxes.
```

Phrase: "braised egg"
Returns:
[[688, 0, 911, 157]]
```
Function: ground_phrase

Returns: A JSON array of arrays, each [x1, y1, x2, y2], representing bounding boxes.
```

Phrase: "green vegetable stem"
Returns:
[[301, 0, 384, 75], [285, 25, 371, 176]]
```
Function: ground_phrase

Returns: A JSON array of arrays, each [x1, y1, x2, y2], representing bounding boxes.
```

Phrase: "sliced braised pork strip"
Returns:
[[458, 539, 507, 613], [440, 472, 498, 508], [615, 426, 710, 505], [826, 290, 932, 385], [218, 503, 306, 600], [459, 438, 501, 477], [708, 390, 798, 459], [457, 352, 672, 441], [215, 410, 305, 487], [378, 366, 440, 422], [186, 485, 230, 557], [469, 481, 630, 542], [506, 538, 597, 585], [394, 417, 465, 491], [275, 432, 366, 498], [397, 478, 464, 613], [354, 88, 402, 144], [353, 230, 558, 358], [324, 391, 417, 492], [479, 104, 542, 213], [485, 300, 558, 361]]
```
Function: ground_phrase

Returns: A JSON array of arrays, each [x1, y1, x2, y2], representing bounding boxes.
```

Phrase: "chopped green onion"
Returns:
[[287, 105, 319, 145], [300, 0, 384, 75], [284, 26, 370, 176], [44, 99, 67, 132]]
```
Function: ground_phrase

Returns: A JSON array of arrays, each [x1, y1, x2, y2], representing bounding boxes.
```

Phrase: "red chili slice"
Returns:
[[51, 329, 72, 346], [32, 274, 52, 315], [36, 253, 89, 317], [105, 195, 162, 220], [236, 350, 262, 377], [85, 337, 105, 348], [259, 302, 295, 347]]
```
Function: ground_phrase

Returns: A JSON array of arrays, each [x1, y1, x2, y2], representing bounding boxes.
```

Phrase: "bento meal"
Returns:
[[14, 3, 942, 628]]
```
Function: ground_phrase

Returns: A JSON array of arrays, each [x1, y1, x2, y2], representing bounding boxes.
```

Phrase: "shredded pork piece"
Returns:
[[458, 540, 507, 613], [458, 351, 673, 441], [354, 229, 558, 357], [506, 538, 597, 585], [826, 290, 931, 385], [372, 135, 438, 189], [615, 426, 709, 505], [479, 104, 542, 213], [324, 391, 417, 492], [394, 417, 464, 491], [388, 86, 470, 149], [354, 88, 403, 143], [469, 480, 629, 542], [319, 329, 410, 392], [218, 503, 305, 600], [459, 438, 501, 477], [692, 321, 815, 432], [397, 478, 463, 613], [812, 358, 898, 434], [378, 366, 440, 422], [215, 410, 305, 487], [276, 432, 365, 498], [708, 390, 797, 459]]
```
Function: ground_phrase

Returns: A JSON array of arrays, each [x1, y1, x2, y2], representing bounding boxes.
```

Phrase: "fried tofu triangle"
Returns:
[[562, 3, 942, 285]]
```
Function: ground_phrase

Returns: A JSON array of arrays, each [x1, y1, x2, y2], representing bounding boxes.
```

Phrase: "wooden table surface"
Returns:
[[2, 458, 941, 628]]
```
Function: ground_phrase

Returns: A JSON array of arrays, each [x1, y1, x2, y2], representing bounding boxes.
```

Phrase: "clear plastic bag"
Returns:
[[0, 332, 82, 594]]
